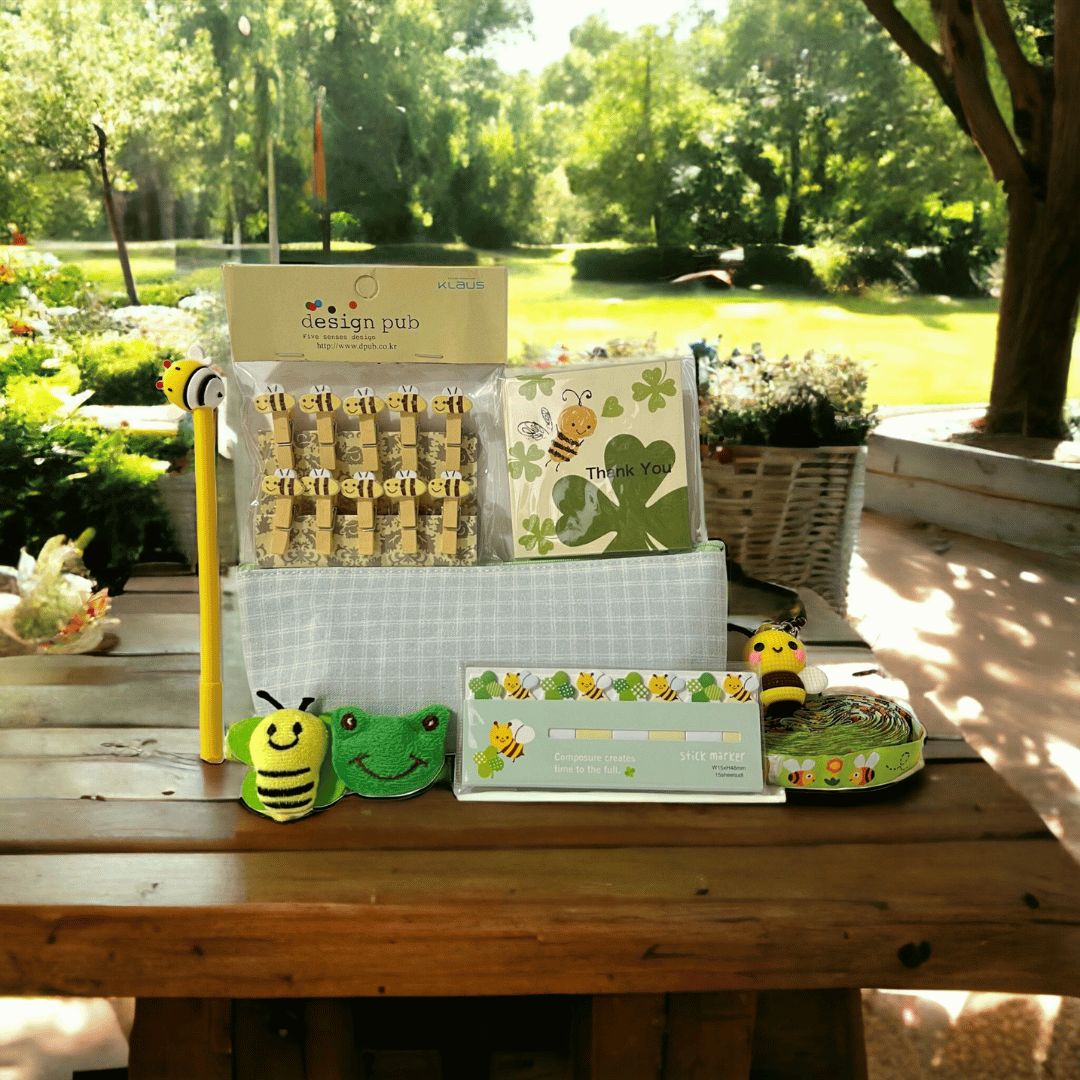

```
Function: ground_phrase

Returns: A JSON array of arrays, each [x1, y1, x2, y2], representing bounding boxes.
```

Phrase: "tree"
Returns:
[[862, 0, 1079, 438], [567, 24, 719, 244]]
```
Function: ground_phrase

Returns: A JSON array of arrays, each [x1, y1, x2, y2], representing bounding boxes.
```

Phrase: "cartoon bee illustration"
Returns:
[[262, 467, 303, 498], [385, 385, 427, 414], [849, 752, 880, 786], [648, 674, 686, 701], [427, 471, 471, 499], [156, 346, 225, 411], [342, 386, 385, 415], [784, 758, 817, 787], [254, 384, 295, 416], [742, 621, 827, 717], [431, 387, 472, 416], [503, 672, 540, 700], [298, 385, 341, 415], [576, 672, 612, 700], [302, 468, 338, 498], [245, 691, 329, 822], [517, 388, 598, 470], [722, 673, 759, 703], [382, 469, 426, 499], [489, 719, 535, 762], [339, 470, 383, 501]]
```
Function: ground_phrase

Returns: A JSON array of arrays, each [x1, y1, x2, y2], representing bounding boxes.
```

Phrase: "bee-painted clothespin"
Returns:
[[261, 468, 302, 555], [431, 387, 471, 472], [384, 469, 426, 554], [429, 470, 471, 556], [386, 385, 426, 472], [340, 470, 383, 556], [342, 386, 385, 472], [302, 468, 340, 556], [254, 384, 296, 470], [299, 385, 341, 471]]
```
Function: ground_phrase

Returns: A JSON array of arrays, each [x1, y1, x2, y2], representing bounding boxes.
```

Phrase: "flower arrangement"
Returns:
[[696, 340, 877, 450], [0, 531, 117, 655]]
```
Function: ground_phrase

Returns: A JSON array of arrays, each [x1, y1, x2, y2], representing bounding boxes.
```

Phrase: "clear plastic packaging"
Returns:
[[232, 360, 511, 566]]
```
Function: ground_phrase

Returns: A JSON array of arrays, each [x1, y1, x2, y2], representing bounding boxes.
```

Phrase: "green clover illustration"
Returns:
[[552, 434, 691, 553], [508, 440, 545, 481], [631, 366, 677, 412], [517, 374, 555, 400], [624, 766, 636, 778], [601, 395, 623, 418], [518, 514, 557, 555]]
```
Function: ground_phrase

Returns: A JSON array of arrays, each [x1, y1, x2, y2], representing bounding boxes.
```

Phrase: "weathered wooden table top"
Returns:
[[1, 576, 1076, 1001]]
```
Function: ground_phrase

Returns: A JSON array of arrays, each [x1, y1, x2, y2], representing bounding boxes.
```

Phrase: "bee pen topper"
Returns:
[[157, 345, 226, 763]]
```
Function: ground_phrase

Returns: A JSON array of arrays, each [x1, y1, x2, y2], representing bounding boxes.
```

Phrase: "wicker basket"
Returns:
[[701, 445, 866, 613]]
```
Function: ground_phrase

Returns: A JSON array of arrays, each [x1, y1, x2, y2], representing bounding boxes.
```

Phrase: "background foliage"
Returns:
[[0, 0, 1007, 288]]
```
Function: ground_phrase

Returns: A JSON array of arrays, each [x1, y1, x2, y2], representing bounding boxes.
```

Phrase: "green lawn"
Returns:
[[51, 242, 1080, 407]]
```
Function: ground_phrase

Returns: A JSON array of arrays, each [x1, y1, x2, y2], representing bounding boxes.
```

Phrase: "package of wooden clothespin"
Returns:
[[224, 264, 510, 570]]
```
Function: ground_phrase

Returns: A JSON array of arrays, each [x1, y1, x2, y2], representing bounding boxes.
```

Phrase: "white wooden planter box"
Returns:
[[865, 411, 1080, 556]]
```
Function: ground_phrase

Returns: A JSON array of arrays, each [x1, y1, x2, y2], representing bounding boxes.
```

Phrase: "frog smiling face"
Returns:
[[328, 704, 450, 798]]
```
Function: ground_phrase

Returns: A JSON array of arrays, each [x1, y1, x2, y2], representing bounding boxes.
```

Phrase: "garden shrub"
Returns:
[[104, 279, 197, 308], [0, 404, 179, 592], [734, 245, 822, 291], [805, 244, 915, 295], [281, 244, 478, 266], [571, 247, 701, 282], [72, 339, 180, 406]]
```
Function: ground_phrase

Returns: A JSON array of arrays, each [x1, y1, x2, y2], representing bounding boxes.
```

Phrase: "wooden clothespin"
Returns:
[[261, 468, 301, 555], [299, 385, 342, 471], [429, 470, 471, 556], [384, 469, 426, 555], [302, 468, 340, 556], [386, 385, 426, 473], [254, 384, 296, 470], [431, 387, 471, 473], [340, 471, 383, 556], [342, 387, 385, 472]]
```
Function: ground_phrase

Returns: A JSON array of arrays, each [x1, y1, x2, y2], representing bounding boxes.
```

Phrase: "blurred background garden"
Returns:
[[2, 0, 1079, 592]]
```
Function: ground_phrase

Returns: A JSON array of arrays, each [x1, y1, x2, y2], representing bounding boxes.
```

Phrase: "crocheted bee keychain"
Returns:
[[737, 617, 828, 717]]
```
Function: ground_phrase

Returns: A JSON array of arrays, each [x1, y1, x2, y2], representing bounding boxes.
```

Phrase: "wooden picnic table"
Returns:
[[1, 574, 1078, 1079]]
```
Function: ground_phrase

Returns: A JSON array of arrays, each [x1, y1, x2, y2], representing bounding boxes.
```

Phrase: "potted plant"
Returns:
[[695, 341, 877, 613]]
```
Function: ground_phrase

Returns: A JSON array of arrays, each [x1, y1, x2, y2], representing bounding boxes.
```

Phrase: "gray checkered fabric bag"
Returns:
[[237, 544, 727, 737]]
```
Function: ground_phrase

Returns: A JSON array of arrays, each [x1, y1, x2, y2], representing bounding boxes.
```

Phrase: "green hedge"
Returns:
[[281, 244, 479, 266], [72, 339, 180, 406], [572, 247, 702, 282], [734, 245, 821, 291]]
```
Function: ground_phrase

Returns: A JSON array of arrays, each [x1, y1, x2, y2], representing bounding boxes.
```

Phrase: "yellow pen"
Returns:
[[157, 345, 226, 763]]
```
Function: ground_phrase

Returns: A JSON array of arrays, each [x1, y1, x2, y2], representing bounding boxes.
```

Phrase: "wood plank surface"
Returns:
[[127, 997, 232, 1080], [578, 994, 666, 1080], [0, 763, 1050, 852], [664, 992, 757, 1080], [751, 990, 868, 1080], [0, 834, 1077, 998]]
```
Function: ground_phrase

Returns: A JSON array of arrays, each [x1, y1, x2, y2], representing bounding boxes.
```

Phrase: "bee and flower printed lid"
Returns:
[[222, 264, 508, 366]]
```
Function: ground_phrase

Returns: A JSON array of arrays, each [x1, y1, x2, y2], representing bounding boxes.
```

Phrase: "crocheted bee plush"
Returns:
[[742, 619, 827, 717]]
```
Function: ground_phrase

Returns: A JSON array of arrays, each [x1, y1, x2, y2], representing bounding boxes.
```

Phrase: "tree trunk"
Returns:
[[93, 124, 138, 307], [986, 184, 1080, 437], [780, 127, 801, 245]]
